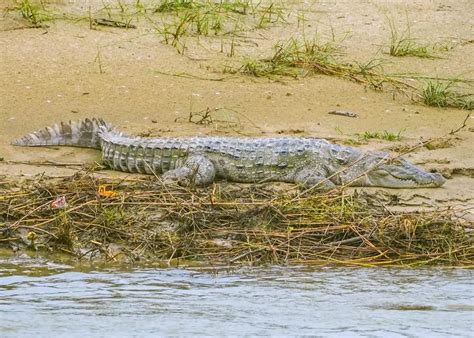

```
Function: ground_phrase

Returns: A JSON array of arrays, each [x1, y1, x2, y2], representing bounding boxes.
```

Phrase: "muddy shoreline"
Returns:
[[1, 173, 472, 266]]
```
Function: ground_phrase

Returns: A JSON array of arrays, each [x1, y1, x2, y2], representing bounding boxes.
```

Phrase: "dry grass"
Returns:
[[229, 37, 418, 97], [1, 172, 472, 267]]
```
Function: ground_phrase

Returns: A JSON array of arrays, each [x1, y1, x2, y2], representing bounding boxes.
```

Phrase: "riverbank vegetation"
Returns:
[[1, 173, 472, 267], [5, 0, 473, 110]]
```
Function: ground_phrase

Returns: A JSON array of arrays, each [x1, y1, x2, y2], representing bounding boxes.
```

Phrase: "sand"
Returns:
[[0, 0, 472, 215]]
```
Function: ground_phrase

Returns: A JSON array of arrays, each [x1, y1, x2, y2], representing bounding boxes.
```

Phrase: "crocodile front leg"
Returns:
[[294, 168, 336, 190], [162, 155, 216, 186]]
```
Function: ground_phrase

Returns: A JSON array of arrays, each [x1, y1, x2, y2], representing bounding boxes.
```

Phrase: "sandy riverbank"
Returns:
[[0, 0, 473, 216]]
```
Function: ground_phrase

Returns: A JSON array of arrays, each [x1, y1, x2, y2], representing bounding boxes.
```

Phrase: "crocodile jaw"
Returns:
[[351, 159, 446, 188], [336, 154, 446, 188], [355, 170, 446, 188]]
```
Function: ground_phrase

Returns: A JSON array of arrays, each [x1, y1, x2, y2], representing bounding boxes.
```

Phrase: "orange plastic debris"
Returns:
[[98, 185, 117, 198]]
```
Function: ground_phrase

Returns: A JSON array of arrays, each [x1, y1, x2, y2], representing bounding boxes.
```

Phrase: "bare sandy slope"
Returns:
[[0, 0, 472, 214]]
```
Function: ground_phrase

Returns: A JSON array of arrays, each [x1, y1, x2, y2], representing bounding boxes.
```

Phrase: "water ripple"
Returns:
[[0, 256, 472, 337]]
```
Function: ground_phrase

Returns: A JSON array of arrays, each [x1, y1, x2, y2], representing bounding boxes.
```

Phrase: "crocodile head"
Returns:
[[336, 152, 446, 188]]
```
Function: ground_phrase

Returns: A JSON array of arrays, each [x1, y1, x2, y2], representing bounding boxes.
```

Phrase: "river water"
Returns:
[[0, 255, 472, 337]]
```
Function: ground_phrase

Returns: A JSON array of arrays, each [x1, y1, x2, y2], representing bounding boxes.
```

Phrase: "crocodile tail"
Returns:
[[11, 118, 113, 149]]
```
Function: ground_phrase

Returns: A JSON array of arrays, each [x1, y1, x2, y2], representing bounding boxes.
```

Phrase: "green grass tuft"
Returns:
[[149, 0, 287, 54], [237, 37, 345, 78], [388, 19, 437, 58], [154, 0, 198, 13], [233, 36, 415, 95], [357, 130, 404, 142], [422, 81, 473, 110], [17, 0, 52, 26]]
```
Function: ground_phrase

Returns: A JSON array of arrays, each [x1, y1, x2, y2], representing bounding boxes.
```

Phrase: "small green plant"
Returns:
[[153, 0, 256, 16], [18, 0, 52, 26], [224, 35, 237, 57], [387, 19, 436, 58], [134, 0, 146, 13], [357, 130, 404, 142], [157, 12, 196, 53], [94, 47, 105, 73], [154, 0, 198, 13], [422, 81, 473, 110], [149, 0, 288, 54], [296, 10, 306, 28], [236, 37, 345, 78], [116, 0, 126, 12], [100, 207, 126, 227], [233, 35, 421, 100], [256, 3, 286, 28], [238, 58, 276, 77], [152, 1, 257, 54], [422, 81, 451, 107]]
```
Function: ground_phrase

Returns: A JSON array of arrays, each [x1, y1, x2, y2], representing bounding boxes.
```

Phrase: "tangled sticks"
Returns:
[[0, 173, 470, 266]]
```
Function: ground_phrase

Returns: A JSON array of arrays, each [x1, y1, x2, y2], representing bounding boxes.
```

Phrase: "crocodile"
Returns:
[[11, 118, 446, 189]]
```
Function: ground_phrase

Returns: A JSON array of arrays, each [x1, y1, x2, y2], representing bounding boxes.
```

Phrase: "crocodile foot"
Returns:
[[161, 155, 216, 186]]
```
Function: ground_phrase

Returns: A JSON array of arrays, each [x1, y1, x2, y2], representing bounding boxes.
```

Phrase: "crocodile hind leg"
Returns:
[[161, 155, 216, 186], [294, 168, 336, 190]]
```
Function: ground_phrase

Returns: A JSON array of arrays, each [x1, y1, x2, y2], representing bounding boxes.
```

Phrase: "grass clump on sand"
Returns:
[[154, 0, 199, 13], [1, 173, 472, 267], [357, 130, 404, 142], [14, 0, 53, 26], [387, 18, 438, 58], [233, 36, 474, 110], [147, 0, 287, 53], [237, 37, 344, 78], [231, 36, 415, 96], [154, 0, 254, 15], [422, 81, 473, 110]]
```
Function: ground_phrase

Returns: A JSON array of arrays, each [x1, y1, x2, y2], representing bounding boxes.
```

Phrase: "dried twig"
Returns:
[[93, 18, 136, 29], [0, 173, 471, 267]]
